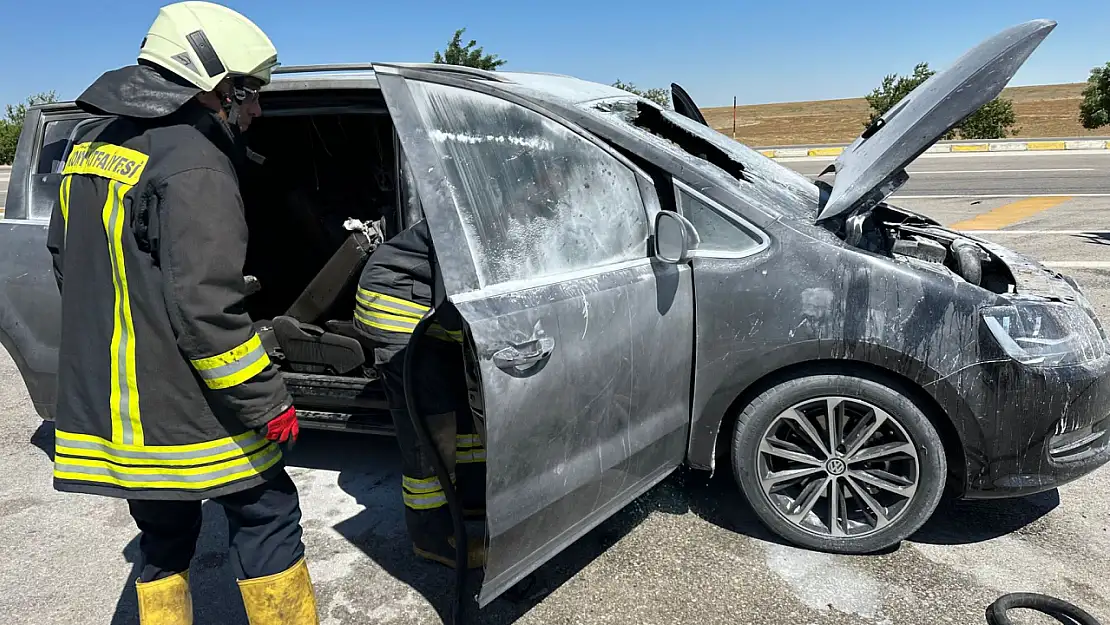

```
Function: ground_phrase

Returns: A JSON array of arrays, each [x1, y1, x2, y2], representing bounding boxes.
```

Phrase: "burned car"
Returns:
[[3, 17, 1109, 607]]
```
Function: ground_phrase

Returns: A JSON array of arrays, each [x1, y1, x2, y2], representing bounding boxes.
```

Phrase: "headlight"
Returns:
[[981, 302, 1107, 366]]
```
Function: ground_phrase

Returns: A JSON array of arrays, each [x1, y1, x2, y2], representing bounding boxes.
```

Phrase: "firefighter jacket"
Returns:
[[353, 219, 463, 349], [45, 64, 293, 501]]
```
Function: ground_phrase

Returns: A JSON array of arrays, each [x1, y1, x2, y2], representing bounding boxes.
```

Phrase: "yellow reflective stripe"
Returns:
[[53, 443, 282, 491], [55, 428, 262, 453], [59, 175, 72, 239], [354, 307, 417, 334], [190, 334, 271, 390], [456, 434, 482, 449], [403, 490, 448, 510], [355, 295, 425, 320], [457, 448, 487, 464], [403, 475, 444, 494], [103, 179, 142, 446], [356, 288, 429, 317], [202, 354, 269, 390], [55, 432, 271, 467], [191, 334, 265, 370], [62, 142, 149, 186]]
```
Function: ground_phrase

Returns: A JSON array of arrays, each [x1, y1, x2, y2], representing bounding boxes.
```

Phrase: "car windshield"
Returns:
[[586, 98, 821, 220]]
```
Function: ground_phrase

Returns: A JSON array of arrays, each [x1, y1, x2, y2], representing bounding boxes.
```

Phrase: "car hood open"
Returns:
[[814, 19, 1057, 223]]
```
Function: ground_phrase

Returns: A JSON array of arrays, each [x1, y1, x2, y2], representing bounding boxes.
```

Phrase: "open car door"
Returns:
[[1, 103, 99, 420], [374, 65, 696, 605]]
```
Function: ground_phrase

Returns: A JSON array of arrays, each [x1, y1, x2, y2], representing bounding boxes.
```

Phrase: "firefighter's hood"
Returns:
[[76, 63, 206, 119]]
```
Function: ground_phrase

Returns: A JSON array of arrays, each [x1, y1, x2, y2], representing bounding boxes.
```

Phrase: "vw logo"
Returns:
[[826, 458, 847, 476]]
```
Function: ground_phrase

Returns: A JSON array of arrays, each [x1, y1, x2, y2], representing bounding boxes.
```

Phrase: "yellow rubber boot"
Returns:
[[135, 571, 193, 625], [237, 558, 319, 625]]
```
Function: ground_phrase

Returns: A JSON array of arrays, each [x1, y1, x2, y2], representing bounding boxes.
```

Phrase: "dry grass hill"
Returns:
[[699, 83, 1102, 147]]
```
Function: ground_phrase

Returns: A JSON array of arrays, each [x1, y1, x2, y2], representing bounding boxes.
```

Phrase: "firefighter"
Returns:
[[44, 3, 318, 623], [352, 218, 489, 568]]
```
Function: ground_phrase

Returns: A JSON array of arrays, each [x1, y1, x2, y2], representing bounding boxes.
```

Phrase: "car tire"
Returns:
[[731, 370, 947, 554]]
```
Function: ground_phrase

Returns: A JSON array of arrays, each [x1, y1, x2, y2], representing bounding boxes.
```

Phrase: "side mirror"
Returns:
[[654, 211, 698, 264]]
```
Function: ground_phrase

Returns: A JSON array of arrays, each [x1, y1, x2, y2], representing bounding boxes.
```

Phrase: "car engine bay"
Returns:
[[829, 200, 1018, 295]]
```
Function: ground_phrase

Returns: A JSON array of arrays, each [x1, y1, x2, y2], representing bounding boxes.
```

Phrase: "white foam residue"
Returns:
[[411, 82, 651, 288], [581, 297, 590, 338], [765, 543, 884, 620], [428, 129, 554, 151], [307, 551, 363, 584]]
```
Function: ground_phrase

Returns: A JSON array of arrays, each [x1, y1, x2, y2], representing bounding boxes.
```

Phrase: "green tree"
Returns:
[[432, 28, 506, 70], [611, 79, 671, 109], [1079, 61, 1110, 130], [864, 62, 1016, 140], [0, 91, 58, 165]]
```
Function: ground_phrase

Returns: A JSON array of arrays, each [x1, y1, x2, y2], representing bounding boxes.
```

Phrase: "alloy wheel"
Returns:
[[756, 396, 921, 539]]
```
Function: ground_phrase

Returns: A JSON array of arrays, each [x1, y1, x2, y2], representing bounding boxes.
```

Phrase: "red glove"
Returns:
[[264, 406, 299, 444]]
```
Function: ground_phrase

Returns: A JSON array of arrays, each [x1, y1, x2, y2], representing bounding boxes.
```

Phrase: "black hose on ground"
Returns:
[[987, 593, 1102, 625], [404, 310, 469, 625]]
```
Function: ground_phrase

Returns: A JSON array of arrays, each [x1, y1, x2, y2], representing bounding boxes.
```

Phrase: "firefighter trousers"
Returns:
[[374, 334, 487, 556], [127, 468, 307, 583]]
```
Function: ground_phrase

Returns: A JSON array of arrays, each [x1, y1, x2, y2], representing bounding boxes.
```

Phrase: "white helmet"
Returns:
[[138, 1, 279, 93]]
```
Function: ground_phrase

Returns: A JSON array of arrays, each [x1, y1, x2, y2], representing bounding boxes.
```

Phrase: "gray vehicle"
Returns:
[[3, 18, 1109, 608]]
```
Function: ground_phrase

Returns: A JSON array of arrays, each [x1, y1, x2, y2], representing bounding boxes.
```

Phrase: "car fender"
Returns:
[[686, 337, 983, 478]]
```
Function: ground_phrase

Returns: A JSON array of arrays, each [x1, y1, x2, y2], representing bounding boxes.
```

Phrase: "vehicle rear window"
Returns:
[[406, 81, 652, 288]]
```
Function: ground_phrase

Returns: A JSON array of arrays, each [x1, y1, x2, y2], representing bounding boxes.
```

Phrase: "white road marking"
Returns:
[[894, 194, 1110, 199], [960, 230, 1110, 235], [907, 168, 1097, 175], [1042, 261, 1110, 269], [775, 148, 1110, 162]]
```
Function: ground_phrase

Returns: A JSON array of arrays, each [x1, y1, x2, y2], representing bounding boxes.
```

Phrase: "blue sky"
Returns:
[[3, 0, 1108, 111]]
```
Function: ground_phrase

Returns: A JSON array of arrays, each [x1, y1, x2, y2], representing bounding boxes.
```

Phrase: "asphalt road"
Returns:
[[3, 151, 1110, 625], [782, 150, 1110, 197], [0, 166, 9, 214]]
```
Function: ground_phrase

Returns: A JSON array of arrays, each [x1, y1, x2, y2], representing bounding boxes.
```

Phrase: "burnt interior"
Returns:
[[239, 105, 398, 319], [232, 91, 404, 385]]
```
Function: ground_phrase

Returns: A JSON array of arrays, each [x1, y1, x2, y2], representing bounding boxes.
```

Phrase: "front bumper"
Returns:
[[953, 355, 1110, 499]]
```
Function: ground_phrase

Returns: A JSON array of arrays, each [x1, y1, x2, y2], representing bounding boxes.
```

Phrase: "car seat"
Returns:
[[257, 219, 385, 376]]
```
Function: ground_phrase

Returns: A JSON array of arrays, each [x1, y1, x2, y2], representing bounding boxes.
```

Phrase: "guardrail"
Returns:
[[758, 139, 1110, 159]]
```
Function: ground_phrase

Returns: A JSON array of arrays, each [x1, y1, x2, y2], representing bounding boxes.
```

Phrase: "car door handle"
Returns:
[[492, 336, 555, 369]]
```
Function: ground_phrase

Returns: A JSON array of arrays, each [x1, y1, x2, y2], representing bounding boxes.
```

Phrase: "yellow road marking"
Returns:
[[760, 150, 776, 158], [808, 147, 843, 157], [949, 196, 1073, 230], [1028, 141, 1066, 151], [952, 144, 989, 152]]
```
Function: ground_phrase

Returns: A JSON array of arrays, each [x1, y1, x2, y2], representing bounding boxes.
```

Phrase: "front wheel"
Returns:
[[731, 371, 947, 554]]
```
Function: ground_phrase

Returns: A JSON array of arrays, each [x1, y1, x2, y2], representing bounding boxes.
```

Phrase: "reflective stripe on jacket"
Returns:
[[353, 219, 463, 345], [45, 79, 292, 501]]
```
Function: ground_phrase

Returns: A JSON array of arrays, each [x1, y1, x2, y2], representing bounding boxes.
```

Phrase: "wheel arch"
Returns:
[[694, 357, 968, 495]]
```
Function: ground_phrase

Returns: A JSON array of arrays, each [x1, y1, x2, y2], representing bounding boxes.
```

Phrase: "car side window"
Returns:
[[404, 80, 651, 288], [677, 187, 765, 255], [26, 116, 89, 221]]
